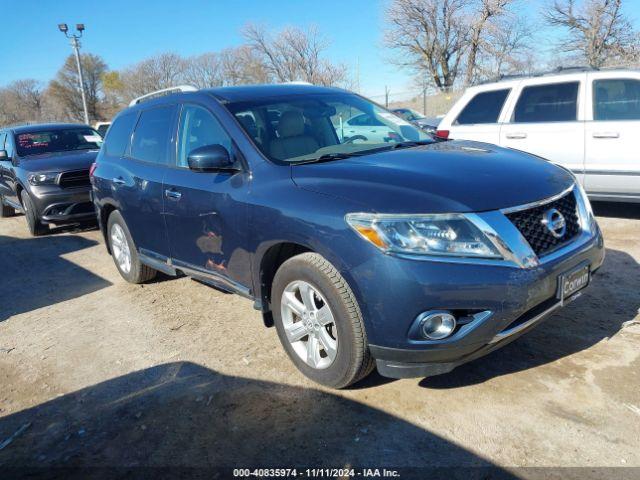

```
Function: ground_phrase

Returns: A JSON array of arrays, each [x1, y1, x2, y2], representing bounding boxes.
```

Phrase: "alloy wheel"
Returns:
[[281, 280, 338, 369], [110, 223, 132, 274]]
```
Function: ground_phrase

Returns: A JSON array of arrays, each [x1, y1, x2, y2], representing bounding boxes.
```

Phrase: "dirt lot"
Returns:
[[1, 203, 639, 477]]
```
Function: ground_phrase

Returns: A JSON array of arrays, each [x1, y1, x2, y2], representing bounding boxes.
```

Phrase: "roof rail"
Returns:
[[474, 65, 621, 86], [128, 85, 198, 107]]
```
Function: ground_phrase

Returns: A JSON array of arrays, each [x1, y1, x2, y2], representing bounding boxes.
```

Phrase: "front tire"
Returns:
[[107, 210, 156, 284], [20, 191, 48, 236], [272, 252, 374, 388]]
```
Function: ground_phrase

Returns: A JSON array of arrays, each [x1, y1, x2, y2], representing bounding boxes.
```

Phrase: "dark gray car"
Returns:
[[0, 123, 101, 235]]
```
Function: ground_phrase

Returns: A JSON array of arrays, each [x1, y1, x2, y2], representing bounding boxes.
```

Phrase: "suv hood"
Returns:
[[17, 150, 99, 173], [291, 140, 574, 213]]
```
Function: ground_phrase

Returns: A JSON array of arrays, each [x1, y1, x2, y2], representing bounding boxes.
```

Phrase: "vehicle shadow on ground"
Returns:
[[0, 234, 111, 322], [592, 201, 640, 220], [0, 362, 514, 479], [420, 247, 639, 389]]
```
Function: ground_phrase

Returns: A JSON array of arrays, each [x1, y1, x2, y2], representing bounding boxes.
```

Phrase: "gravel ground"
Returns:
[[0, 202, 639, 477]]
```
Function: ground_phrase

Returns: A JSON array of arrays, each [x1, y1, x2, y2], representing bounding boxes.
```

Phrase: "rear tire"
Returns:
[[0, 195, 16, 218], [107, 210, 156, 284], [20, 191, 48, 236], [272, 252, 374, 388]]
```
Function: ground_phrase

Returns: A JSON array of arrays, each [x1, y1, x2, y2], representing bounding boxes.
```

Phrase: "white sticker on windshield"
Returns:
[[83, 135, 102, 143], [378, 112, 412, 126]]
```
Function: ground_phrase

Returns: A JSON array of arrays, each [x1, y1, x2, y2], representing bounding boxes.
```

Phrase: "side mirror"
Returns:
[[187, 144, 238, 173], [0, 150, 8, 161]]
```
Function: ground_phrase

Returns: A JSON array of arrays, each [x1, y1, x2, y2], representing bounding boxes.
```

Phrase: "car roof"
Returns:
[[203, 83, 347, 103], [473, 67, 640, 90], [5, 123, 92, 134]]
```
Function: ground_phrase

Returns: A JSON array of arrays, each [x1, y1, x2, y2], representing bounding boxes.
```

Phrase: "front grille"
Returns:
[[58, 169, 90, 189], [505, 190, 580, 257]]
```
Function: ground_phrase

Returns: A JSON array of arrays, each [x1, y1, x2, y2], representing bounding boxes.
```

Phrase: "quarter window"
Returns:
[[177, 105, 232, 168], [130, 106, 175, 164], [593, 79, 640, 120], [456, 89, 510, 124], [513, 82, 579, 123]]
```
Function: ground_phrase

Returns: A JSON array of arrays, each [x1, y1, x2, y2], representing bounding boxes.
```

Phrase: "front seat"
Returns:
[[270, 111, 319, 161]]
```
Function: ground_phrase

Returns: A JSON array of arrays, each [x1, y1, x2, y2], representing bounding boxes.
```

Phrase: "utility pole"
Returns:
[[422, 86, 427, 116], [385, 86, 389, 108], [422, 76, 428, 116], [58, 23, 90, 125]]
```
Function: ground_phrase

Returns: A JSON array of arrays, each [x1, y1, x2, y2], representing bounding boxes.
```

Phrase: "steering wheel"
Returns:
[[343, 135, 368, 143]]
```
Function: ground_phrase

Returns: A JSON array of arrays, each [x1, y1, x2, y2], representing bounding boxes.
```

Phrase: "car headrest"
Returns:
[[278, 111, 305, 138]]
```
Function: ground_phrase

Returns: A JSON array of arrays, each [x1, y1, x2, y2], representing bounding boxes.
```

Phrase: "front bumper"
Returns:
[[365, 226, 605, 379], [29, 185, 96, 224]]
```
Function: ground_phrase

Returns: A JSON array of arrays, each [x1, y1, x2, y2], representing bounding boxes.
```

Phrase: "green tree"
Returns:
[[48, 53, 108, 123]]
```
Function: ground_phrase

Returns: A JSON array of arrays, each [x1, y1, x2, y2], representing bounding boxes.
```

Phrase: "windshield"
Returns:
[[15, 128, 102, 157], [226, 92, 433, 163]]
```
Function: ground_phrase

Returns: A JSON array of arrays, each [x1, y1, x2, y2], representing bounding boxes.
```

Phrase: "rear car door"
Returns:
[[448, 88, 512, 144], [500, 75, 586, 184], [163, 103, 251, 292], [117, 105, 177, 261], [584, 73, 640, 199]]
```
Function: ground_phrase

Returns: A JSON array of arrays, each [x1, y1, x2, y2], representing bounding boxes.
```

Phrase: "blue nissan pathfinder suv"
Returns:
[[91, 84, 604, 388]]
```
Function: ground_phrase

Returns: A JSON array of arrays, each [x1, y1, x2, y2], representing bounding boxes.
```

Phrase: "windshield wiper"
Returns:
[[386, 140, 433, 150], [296, 152, 365, 165]]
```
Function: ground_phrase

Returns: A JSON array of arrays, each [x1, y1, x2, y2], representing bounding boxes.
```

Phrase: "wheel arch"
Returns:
[[99, 202, 118, 254], [257, 242, 314, 327]]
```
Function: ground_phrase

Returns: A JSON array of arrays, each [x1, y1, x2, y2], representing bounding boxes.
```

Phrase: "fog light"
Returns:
[[419, 311, 457, 340]]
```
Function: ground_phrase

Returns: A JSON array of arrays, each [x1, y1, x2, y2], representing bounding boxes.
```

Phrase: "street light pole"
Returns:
[[58, 23, 90, 125]]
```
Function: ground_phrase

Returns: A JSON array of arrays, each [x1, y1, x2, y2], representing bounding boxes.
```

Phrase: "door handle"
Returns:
[[165, 189, 182, 200], [505, 132, 527, 139], [592, 132, 619, 138], [112, 177, 125, 185]]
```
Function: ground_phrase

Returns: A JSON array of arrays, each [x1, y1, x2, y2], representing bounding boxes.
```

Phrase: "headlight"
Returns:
[[28, 173, 58, 185], [345, 213, 502, 258]]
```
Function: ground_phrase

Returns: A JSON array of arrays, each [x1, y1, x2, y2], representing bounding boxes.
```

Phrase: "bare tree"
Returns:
[[48, 53, 108, 122], [545, 0, 639, 68], [0, 80, 45, 126], [464, 0, 513, 85], [242, 24, 349, 86], [385, 0, 468, 91], [474, 14, 535, 80], [219, 46, 271, 85], [182, 52, 224, 88], [118, 53, 186, 100], [385, 0, 525, 90]]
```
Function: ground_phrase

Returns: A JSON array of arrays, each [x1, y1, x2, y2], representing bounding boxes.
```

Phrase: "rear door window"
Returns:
[[513, 82, 579, 123], [456, 89, 510, 124], [104, 112, 137, 157], [593, 78, 640, 120], [130, 106, 175, 164]]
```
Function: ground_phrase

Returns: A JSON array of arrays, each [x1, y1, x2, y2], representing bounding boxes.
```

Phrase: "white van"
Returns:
[[437, 68, 640, 203]]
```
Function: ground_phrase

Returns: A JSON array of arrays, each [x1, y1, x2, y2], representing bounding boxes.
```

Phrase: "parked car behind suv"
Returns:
[[0, 123, 101, 235], [437, 67, 640, 203], [92, 84, 604, 388], [391, 108, 438, 134]]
